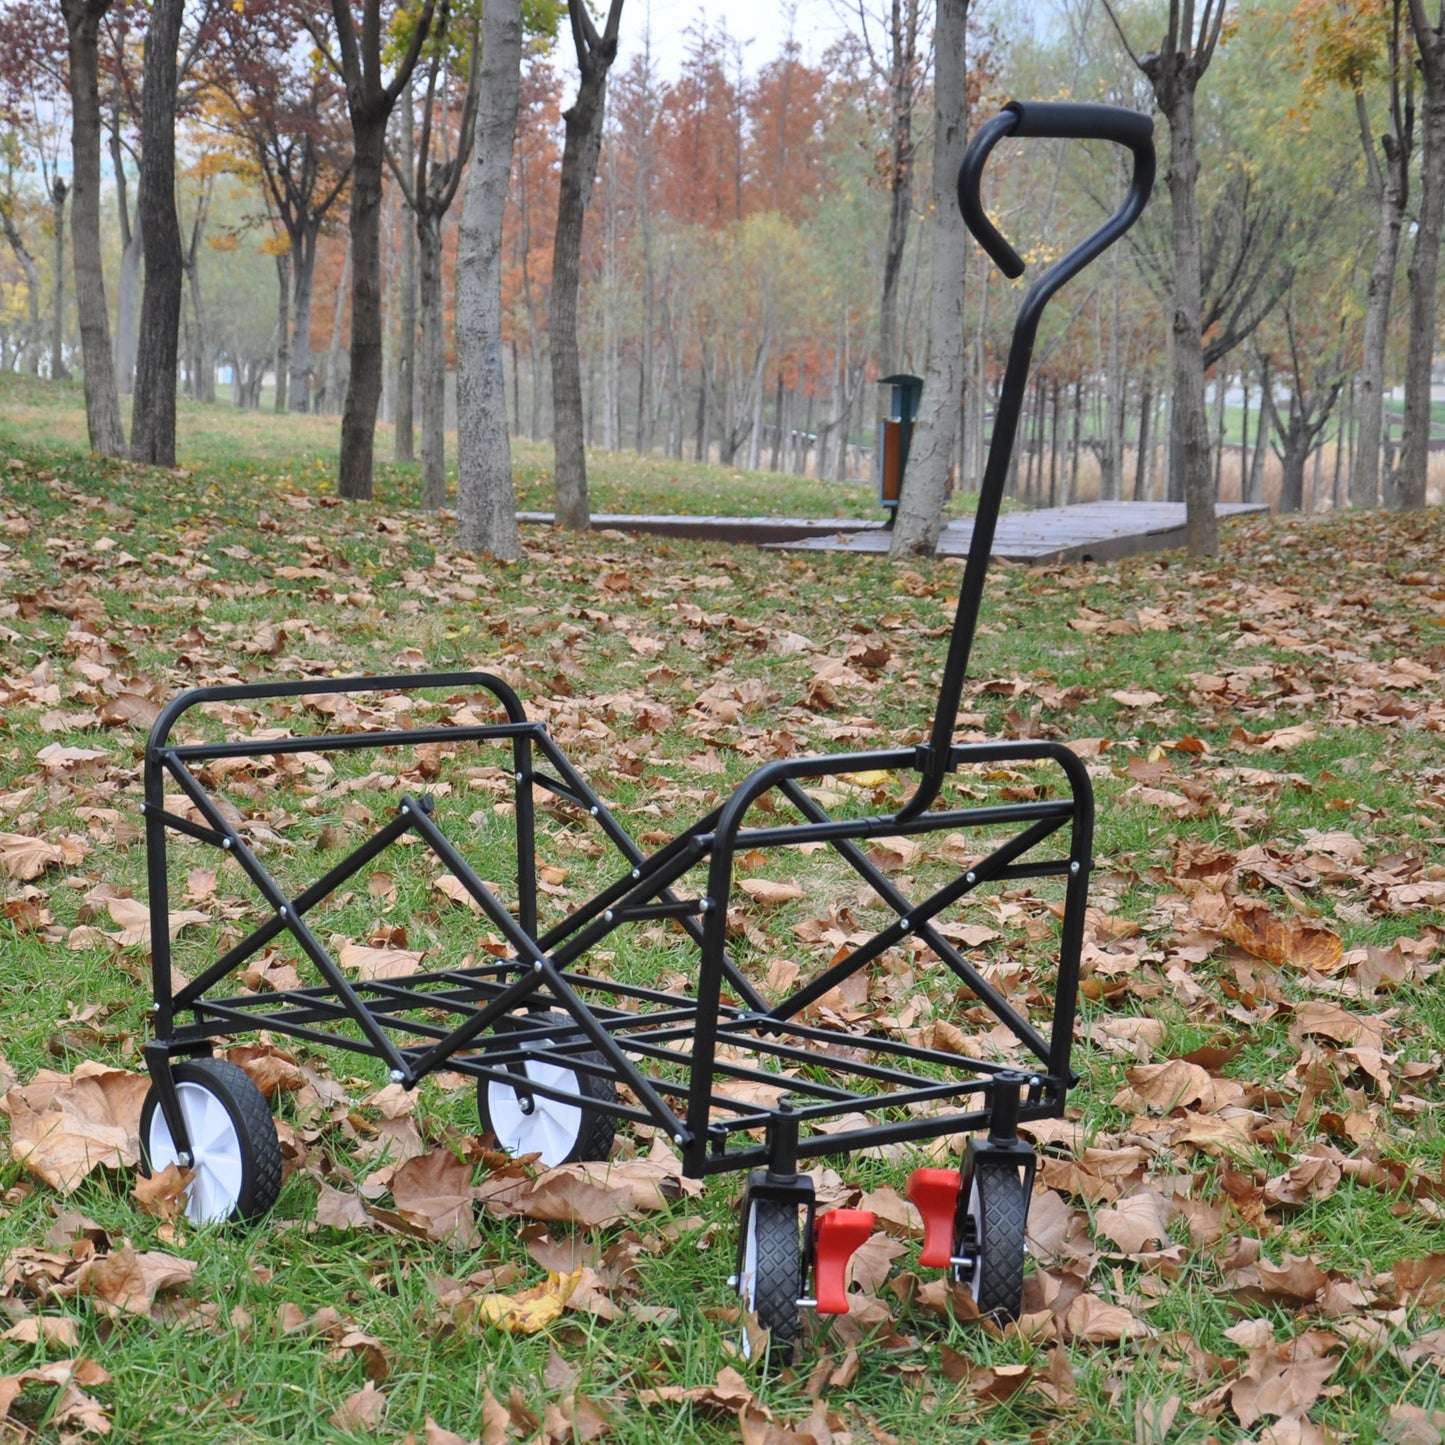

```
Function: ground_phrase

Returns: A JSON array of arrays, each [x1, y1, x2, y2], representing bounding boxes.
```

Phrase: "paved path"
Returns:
[[519, 501, 1268, 564]]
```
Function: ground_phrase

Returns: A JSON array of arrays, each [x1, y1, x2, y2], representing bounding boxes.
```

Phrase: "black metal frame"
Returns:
[[140, 101, 1154, 1194]]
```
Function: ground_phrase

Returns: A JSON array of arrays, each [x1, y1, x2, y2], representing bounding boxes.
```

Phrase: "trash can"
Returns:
[[878, 373, 923, 524]]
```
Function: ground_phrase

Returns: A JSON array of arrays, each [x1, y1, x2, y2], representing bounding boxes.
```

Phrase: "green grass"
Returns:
[[0, 372, 931, 521], [0, 375, 1442, 1442]]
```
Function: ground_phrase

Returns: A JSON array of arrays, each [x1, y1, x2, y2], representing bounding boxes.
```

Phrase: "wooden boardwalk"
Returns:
[[519, 501, 1268, 564]]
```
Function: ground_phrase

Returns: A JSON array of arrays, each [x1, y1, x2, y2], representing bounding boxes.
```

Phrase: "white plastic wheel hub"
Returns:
[[965, 1176, 984, 1301], [146, 1080, 245, 1225], [486, 1058, 585, 1168], [738, 1204, 762, 1361]]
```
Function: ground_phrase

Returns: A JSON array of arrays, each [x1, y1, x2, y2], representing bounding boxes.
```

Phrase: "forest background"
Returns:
[[1, 0, 1444, 549]]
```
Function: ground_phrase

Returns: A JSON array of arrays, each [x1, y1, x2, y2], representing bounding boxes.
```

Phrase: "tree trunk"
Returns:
[[517, 143, 543, 439], [394, 79, 417, 462], [1212, 368, 1227, 499], [49, 181, 69, 378], [1239, 378, 1250, 501], [878, 0, 920, 376], [636, 198, 655, 455], [60, 0, 124, 456], [328, 0, 436, 501], [323, 233, 351, 414], [1354, 122, 1409, 506], [661, 261, 684, 457], [550, 0, 625, 531], [0, 200, 43, 375], [1123, 2, 1225, 550], [1162, 89, 1215, 549], [1133, 380, 1152, 499], [184, 188, 216, 405], [289, 231, 319, 413], [106, 101, 142, 400], [1391, 1, 1445, 511], [1071, 376, 1085, 504], [418, 211, 447, 508], [694, 367, 706, 462], [1247, 357, 1270, 503], [1275, 388, 1305, 513], [889, 0, 967, 557], [511, 339, 520, 434], [337, 114, 388, 499], [454, 0, 523, 557], [130, 0, 185, 467], [274, 251, 290, 412]]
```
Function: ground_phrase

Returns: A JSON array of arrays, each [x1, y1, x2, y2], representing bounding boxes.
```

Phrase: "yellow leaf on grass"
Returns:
[[839, 769, 891, 787], [477, 1269, 582, 1333]]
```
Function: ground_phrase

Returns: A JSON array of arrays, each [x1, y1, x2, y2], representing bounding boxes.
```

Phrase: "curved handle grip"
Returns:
[[958, 100, 1155, 280]]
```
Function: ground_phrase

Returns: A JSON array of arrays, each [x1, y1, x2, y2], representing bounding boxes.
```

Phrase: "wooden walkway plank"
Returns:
[[518, 502, 1268, 564]]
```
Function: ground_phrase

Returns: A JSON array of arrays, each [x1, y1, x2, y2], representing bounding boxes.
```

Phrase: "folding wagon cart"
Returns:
[[134, 102, 1155, 1356]]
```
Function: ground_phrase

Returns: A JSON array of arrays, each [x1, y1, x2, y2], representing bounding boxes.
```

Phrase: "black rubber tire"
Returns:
[[477, 1012, 617, 1166], [138, 1057, 282, 1226], [740, 1197, 803, 1362], [955, 1159, 1027, 1322]]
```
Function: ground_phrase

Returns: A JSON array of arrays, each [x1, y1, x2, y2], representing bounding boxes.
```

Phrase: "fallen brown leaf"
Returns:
[[1222, 900, 1344, 973], [330, 1380, 387, 1432], [72, 1246, 197, 1319]]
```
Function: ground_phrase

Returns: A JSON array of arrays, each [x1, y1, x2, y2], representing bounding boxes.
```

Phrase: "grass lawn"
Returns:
[[0, 374, 917, 522], [0, 377, 1442, 1444]]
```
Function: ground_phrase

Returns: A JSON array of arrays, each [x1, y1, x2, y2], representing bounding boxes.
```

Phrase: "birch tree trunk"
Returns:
[[551, 0, 625, 530], [1390, 0, 1445, 511], [889, 0, 968, 557], [60, 0, 124, 456], [455, 0, 523, 557]]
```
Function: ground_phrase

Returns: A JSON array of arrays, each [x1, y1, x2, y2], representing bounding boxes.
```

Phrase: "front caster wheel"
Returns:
[[737, 1196, 803, 1363], [954, 1158, 1027, 1322], [139, 1057, 282, 1226], [478, 1012, 617, 1168]]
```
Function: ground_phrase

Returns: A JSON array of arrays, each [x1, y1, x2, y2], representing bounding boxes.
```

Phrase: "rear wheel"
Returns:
[[478, 1012, 616, 1167], [139, 1058, 282, 1226], [738, 1196, 803, 1363], [954, 1159, 1027, 1322]]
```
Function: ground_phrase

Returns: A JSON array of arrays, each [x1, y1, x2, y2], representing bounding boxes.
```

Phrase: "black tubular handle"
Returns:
[[898, 101, 1155, 825], [958, 100, 1155, 280]]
